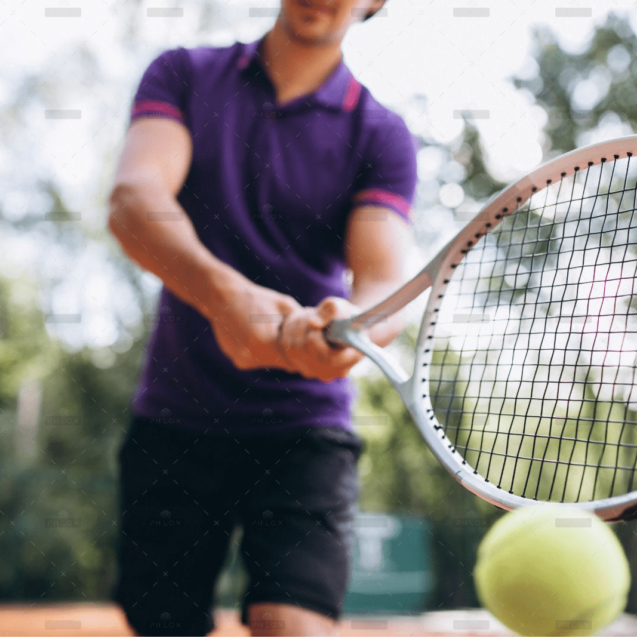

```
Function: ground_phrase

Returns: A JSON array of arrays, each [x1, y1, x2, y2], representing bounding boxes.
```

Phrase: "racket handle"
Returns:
[[323, 321, 347, 349]]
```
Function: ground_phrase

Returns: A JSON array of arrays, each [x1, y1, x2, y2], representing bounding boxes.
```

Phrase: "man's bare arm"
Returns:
[[108, 118, 239, 316], [107, 117, 301, 372], [345, 205, 410, 347]]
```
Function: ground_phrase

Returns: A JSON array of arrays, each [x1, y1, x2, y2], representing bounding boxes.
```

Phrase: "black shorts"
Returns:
[[113, 416, 364, 636]]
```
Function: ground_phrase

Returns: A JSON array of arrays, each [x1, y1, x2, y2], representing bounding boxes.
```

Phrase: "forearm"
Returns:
[[108, 181, 245, 318], [349, 279, 405, 347]]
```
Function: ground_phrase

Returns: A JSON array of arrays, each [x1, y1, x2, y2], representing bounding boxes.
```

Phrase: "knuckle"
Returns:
[[234, 353, 253, 370]]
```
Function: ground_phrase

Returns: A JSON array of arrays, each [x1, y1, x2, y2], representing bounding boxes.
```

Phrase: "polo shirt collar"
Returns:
[[237, 36, 362, 112]]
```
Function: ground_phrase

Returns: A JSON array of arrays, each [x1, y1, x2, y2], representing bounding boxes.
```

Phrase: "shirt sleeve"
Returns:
[[128, 47, 191, 128], [351, 114, 418, 224]]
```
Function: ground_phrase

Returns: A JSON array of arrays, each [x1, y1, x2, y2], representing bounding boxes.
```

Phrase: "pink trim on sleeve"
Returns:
[[353, 188, 412, 220], [342, 76, 362, 112], [131, 100, 185, 123]]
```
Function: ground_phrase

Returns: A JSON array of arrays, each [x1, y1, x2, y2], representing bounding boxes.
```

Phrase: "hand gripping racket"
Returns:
[[325, 135, 637, 521]]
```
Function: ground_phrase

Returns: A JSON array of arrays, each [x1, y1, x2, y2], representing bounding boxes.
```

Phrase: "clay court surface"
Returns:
[[1, 606, 637, 637]]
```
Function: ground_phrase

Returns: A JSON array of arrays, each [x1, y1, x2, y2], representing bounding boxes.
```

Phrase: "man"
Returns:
[[108, 0, 417, 635]]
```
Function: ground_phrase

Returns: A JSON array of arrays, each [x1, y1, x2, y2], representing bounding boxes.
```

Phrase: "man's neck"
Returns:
[[261, 23, 344, 106]]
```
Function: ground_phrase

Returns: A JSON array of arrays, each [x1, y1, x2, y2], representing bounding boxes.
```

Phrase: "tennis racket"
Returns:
[[325, 135, 637, 522]]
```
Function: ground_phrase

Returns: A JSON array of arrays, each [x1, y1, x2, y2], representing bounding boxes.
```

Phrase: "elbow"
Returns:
[[107, 208, 120, 238], [107, 183, 137, 238]]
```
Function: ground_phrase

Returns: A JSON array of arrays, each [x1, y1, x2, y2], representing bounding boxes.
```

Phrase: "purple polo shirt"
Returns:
[[127, 36, 418, 435]]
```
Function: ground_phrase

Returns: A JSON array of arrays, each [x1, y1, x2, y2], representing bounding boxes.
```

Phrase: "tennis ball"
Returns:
[[474, 505, 631, 637]]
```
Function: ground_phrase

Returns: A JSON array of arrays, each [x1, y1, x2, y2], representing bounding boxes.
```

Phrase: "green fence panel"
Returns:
[[344, 513, 434, 613]]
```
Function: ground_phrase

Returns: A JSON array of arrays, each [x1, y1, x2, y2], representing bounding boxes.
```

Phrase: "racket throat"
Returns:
[[343, 330, 413, 399]]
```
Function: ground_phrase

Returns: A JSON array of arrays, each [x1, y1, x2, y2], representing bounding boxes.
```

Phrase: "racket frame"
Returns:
[[325, 135, 637, 521]]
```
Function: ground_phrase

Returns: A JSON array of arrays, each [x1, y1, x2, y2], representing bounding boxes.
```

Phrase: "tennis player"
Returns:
[[108, 0, 417, 635]]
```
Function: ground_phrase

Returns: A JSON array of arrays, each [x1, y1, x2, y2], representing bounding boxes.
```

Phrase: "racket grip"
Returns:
[[322, 323, 346, 349]]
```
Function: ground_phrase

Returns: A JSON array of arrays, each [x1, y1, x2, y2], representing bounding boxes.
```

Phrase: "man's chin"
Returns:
[[281, 9, 342, 44]]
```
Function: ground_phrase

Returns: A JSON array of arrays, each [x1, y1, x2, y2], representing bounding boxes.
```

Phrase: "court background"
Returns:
[[2, 0, 637, 627]]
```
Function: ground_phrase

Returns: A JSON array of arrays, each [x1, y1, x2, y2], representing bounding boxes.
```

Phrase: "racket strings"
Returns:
[[429, 152, 637, 503], [545, 158, 637, 502], [544, 164, 613, 501]]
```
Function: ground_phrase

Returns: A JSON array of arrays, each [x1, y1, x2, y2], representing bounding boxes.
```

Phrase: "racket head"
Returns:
[[410, 135, 637, 521]]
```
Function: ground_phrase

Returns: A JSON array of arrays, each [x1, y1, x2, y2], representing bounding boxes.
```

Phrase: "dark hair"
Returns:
[[363, 0, 386, 21]]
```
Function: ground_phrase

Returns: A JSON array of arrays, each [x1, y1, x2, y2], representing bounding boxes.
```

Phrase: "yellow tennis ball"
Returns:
[[474, 505, 631, 637]]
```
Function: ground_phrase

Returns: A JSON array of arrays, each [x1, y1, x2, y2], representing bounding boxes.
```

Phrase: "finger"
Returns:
[[314, 297, 342, 324], [276, 337, 310, 376], [304, 328, 339, 358], [306, 304, 337, 330], [325, 354, 366, 380], [280, 309, 312, 354], [305, 330, 364, 365], [307, 332, 349, 364], [306, 337, 365, 372], [309, 296, 362, 332], [281, 310, 364, 380], [290, 311, 314, 350], [330, 348, 365, 369], [289, 330, 361, 382], [279, 311, 317, 378], [280, 297, 304, 314], [315, 355, 363, 382], [273, 350, 299, 374]]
